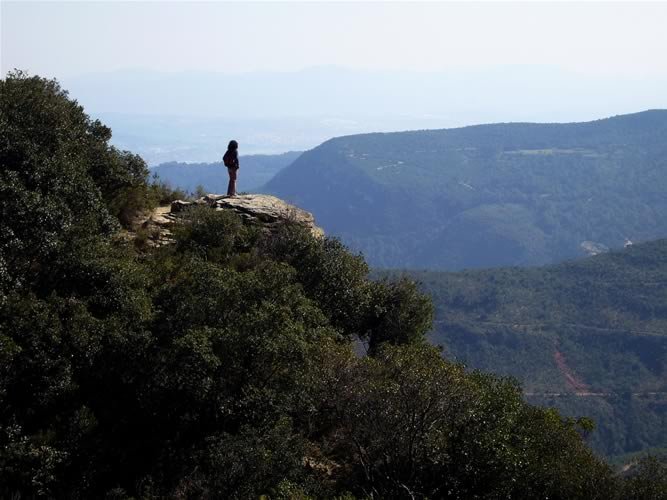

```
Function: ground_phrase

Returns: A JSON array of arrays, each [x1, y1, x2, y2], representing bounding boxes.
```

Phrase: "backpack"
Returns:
[[223, 150, 233, 167]]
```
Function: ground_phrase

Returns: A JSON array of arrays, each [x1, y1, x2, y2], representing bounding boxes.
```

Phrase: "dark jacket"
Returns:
[[223, 149, 239, 169]]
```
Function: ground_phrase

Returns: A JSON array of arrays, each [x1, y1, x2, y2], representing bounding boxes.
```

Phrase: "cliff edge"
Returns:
[[138, 194, 324, 247]]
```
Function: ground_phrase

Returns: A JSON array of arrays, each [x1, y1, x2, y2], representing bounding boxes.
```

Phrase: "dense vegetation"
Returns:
[[151, 151, 301, 195], [264, 110, 667, 269], [2, 72, 667, 498], [384, 241, 667, 458]]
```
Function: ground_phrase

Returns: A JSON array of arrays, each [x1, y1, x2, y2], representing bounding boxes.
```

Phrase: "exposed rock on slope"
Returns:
[[580, 240, 609, 256], [138, 194, 324, 247]]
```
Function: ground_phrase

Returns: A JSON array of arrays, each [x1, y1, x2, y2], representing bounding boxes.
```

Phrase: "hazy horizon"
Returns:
[[3, 1, 666, 161], [4, 2, 667, 77]]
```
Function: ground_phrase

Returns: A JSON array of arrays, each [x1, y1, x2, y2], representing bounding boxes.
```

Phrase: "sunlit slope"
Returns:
[[394, 238, 667, 456], [265, 110, 667, 269]]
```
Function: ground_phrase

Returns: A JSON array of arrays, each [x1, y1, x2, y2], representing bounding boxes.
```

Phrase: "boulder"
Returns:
[[170, 199, 195, 212], [205, 194, 324, 237], [580, 240, 609, 256]]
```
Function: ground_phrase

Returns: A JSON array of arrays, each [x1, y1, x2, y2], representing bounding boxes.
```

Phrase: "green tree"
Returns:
[[622, 456, 667, 500], [0, 71, 152, 301], [365, 278, 434, 354], [300, 343, 618, 499]]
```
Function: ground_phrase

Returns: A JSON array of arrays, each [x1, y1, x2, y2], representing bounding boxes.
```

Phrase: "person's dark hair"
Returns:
[[228, 140, 238, 150]]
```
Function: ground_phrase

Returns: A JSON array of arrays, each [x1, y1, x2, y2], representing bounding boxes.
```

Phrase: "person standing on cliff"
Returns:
[[223, 140, 239, 197]]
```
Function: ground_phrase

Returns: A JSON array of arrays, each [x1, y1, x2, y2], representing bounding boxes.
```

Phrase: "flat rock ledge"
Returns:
[[139, 194, 323, 247]]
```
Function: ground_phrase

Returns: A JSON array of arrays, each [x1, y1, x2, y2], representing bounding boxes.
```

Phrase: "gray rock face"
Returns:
[[137, 194, 324, 247], [202, 194, 324, 237], [580, 240, 609, 256]]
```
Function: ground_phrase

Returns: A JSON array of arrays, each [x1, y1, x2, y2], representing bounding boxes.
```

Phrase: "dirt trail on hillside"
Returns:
[[553, 349, 590, 393], [433, 319, 666, 337]]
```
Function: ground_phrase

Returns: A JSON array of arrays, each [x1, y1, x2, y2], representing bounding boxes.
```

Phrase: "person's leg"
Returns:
[[227, 167, 237, 196]]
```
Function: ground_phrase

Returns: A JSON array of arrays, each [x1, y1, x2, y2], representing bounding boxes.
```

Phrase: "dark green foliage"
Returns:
[[1, 73, 657, 498], [264, 110, 667, 269], [260, 226, 433, 349], [621, 456, 667, 500], [366, 278, 434, 354], [148, 176, 190, 205], [299, 343, 618, 499], [0, 71, 153, 302], [171, 205, 258, 262], [260, 225, 372, 337], [174, 419, 313, 499], [387, 239, 667, 458]]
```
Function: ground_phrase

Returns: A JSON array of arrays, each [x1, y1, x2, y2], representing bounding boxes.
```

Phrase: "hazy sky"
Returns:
[[3, 1, 667, 79]]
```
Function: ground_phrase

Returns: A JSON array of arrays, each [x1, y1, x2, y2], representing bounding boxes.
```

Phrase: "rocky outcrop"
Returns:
[[580, 240, 609, 256], [139, 206, 177, 247], [138, 194, 323, 247]]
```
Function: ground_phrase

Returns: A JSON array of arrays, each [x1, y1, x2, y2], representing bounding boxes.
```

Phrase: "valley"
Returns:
[[383, 238, 667, 458]]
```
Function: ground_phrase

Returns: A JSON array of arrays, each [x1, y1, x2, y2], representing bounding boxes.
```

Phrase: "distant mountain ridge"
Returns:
[[264, 110, 667, 270], [65, 68, 666, 166]]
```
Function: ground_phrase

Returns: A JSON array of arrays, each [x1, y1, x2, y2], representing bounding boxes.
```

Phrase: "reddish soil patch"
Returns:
[[553, 350, 590, 393]]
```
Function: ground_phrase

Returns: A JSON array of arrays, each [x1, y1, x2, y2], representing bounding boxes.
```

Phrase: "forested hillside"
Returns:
[[387, 240, 667, 458], [151, 151, 301, 194], [265, 110, 667, 269], [4, 72, 666, 498]]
